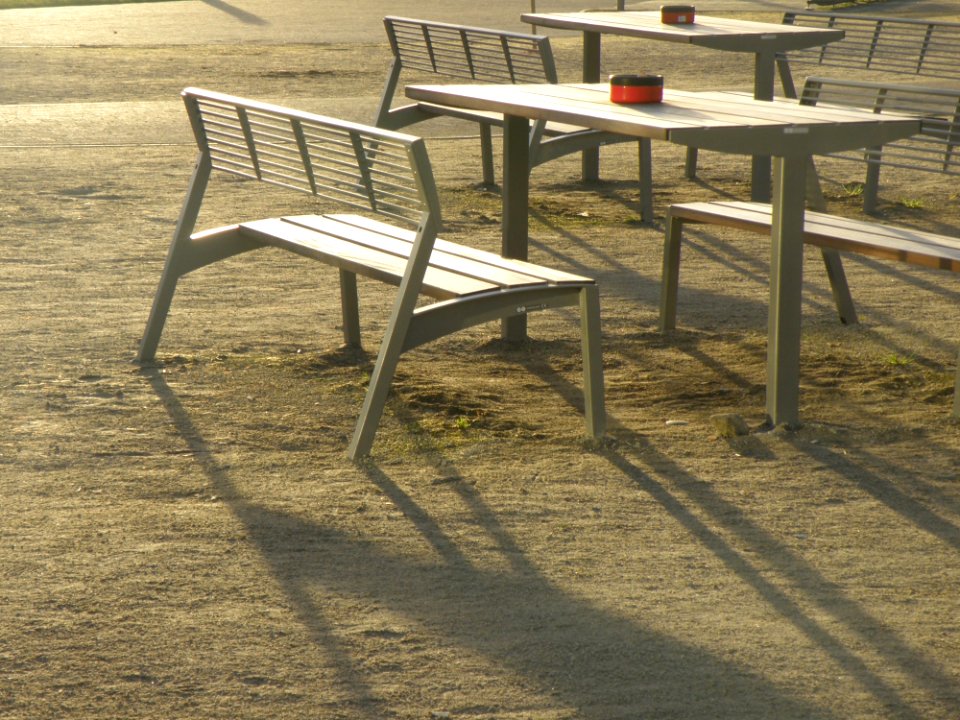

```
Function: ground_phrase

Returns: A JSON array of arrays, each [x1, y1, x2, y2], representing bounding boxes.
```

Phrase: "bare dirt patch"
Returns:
[[2, 19, 959, 720]]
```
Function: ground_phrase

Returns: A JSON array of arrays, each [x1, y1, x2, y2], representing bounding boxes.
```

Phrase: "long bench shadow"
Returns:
[[145, 369, 832, 718], [516, 358, 955, 719], [200, 0, 268, 25]]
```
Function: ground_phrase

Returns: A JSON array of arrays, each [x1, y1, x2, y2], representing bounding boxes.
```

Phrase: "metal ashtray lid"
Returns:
[[609, 74, 664, 87]]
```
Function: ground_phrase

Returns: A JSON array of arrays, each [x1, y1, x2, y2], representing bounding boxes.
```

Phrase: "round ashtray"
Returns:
[[609, 74, 664, 104], [661, 4, 695, 24]]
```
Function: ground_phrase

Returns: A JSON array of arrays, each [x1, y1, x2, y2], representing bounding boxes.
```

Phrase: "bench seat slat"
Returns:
[[670, 201, 960, 272], [238, 217, 498, 299], [312, 213, 593, 285], [239, 214, 594, 302], [279, 214, 573, 290]]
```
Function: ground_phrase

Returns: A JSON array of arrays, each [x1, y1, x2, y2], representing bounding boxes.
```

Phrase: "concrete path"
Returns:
[[0, 0, 814, 48], [1, 0, 953, 49]]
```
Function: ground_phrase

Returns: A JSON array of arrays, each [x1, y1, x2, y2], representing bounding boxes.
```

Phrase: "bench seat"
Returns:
[[659, 200, 960, 416], [238, 214, 592, 301]]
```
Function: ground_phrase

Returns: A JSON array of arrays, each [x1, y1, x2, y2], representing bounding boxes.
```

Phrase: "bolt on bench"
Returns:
[[659, 200, 960, 418], [138, 88, 606, 460]]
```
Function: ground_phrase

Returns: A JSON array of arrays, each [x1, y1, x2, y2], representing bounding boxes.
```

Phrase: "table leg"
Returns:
[[581, 31, 602, 182], [502, 114, 530, 341], [766, 154, 806, 427], [751, 50, 776, 202]]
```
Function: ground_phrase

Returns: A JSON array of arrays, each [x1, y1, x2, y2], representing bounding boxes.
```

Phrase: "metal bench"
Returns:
[[659, 200, 960, 417], [375, 16, 654, 220], [777, 11, 960, 100], [138, 88, 606, 460], [799, 76, 960, 213], [686, 11, 960, 200]]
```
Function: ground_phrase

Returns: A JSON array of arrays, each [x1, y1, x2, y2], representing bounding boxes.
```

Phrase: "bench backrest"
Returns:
[[376, 17, 557, 127], [800, 77, 960, 176], [778, 12, 960, 98], [182, 87, 440, 230], [384, 16, 557, 84]]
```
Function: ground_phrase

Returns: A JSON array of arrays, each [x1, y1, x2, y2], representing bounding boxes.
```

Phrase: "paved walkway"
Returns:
[[1, 0, 954, 49], [0, 0, 817, 48]]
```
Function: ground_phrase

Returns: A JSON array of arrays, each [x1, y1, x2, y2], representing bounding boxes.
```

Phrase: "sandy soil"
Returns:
[[2, 9, 959, 719]]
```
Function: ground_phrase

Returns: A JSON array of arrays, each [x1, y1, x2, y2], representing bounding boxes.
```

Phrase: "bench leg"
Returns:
[[580, 284, 606, 438], [139, 155, 216, 362], [659, 212, 684, 332], [638, 139, 654, 223], [806, 157, 859, 325], [954, 351, 960, 419], [138, 265, 182, 362], [820, 249, 859, 325], [339, 269, 362, 348], [684, 147, 698, 179], [863, 153, 881, 214], [480, 123, 496, 187]]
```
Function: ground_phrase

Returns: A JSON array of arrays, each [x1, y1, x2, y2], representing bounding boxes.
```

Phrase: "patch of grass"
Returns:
[[0, 0, 174, 9], [827, 182, 864, 200], [897, 197, 924, 209], [884, 353, 915, 367]]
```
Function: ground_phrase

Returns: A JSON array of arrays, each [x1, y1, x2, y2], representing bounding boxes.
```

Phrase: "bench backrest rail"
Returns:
[[778, 12, 960, 98], [188, 89, 435, 228], [800, 76, 960, 210], [385, 16, 558, 85]]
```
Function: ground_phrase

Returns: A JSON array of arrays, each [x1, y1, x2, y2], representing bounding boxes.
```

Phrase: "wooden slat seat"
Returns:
[[375, 16, 654, 220], [138, 88, 606, 460], [659, 200, 960, 416]]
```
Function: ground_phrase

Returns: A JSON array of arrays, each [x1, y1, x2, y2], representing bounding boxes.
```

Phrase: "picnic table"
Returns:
[[519, 11, 845, 199], [404, 81, 920, 427]]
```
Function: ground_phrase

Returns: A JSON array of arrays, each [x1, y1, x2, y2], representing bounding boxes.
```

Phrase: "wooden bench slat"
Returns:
[[279, 214, 574, 291], [323, 213, 594, 286], [669, 201, 960, 271], [238, 217, 497, 299]]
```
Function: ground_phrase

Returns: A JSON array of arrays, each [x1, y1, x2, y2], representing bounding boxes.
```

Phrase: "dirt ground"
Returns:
[[2, 8, 960, 720]]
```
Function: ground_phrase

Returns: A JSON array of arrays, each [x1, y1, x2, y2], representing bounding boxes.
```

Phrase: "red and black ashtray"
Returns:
[[661, 4, 695, 24], [609, 74, 664, 104]]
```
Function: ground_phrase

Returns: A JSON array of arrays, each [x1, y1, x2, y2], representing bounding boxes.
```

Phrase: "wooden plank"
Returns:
[[324, 213, 594, 284], [238, 217, 495, 299], [281, 215, 560, 290], [671, 201, 960, 272]]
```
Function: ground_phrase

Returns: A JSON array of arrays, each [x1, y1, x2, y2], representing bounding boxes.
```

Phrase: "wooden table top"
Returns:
[[406, 83, 920, 156], [521, 11, 845, 53]]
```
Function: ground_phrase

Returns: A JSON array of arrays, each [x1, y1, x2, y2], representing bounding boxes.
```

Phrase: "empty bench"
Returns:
[[777, 11, 960, 100], [686, 11, 960, 206], [659, 200, 960, 417], [799, 76, 960, 213], [375, 16, 654, 220], [138, 88, 606, 460]]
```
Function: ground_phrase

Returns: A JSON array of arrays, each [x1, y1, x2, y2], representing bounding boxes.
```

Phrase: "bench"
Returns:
[[658, 200, 960, 417], [799, 76, 960, 213], [686, 11, 960, 209], [776, 11, 960, 100], [137, 88, 606, 460], [375, 16, 654, 220]]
